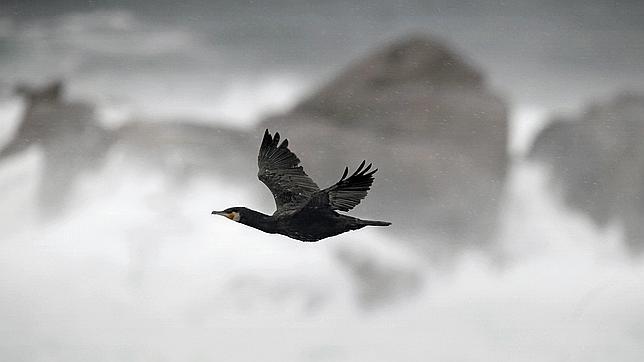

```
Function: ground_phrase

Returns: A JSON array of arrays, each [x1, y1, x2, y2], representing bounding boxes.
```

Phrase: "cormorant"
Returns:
[[212, 129, 391, 241]]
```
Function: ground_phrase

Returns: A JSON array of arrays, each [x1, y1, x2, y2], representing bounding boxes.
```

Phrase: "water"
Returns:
[[1, 100, 643, 361], [2, 4, 644, 361]]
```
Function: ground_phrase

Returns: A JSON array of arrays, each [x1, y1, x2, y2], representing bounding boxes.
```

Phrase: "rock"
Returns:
[[0, 81, 113, 216], [295, 35, 485, 132], [530, 91, 644, 253], [0, 81, 258, 217], [261, 35, 509, 256], [114, 120, 255, 182]]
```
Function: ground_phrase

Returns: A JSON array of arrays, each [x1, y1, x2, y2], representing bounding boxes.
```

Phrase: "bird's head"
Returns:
[[211, 207, 244, 222]]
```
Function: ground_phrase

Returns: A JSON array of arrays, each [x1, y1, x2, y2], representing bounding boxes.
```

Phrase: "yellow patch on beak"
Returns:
[[226, 211, 240, 222]]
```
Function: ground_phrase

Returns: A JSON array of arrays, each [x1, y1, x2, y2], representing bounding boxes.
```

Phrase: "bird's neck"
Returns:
[[240, 209, 277, 234]]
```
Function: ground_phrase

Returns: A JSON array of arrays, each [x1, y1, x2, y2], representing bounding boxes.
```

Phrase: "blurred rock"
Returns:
[[113, 120, 255, 183], [0, 81, 113, 215], [295, 35, 485, 132], [530, 91, 644, 253], [0, 81, 258, 217], [261, 35, 509, 256]]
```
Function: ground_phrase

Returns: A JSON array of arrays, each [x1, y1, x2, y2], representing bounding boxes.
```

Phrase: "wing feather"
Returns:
[[257, 129, 320, 213], [321, 160, 378, 212]]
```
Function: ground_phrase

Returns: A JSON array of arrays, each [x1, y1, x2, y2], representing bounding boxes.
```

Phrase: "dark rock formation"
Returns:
[[261, 35, 509, 255], [530, 91, 644, 253], [295, 36, 485, 133], [0, 81, 113, 215]]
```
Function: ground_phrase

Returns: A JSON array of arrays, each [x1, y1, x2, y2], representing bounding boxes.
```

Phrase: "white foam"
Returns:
[[1, 101, 643, 361]]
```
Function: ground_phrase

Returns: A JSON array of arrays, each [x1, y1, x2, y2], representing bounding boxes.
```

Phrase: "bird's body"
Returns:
[[230, 207, 388, 242], [212, 130, 390, 241]]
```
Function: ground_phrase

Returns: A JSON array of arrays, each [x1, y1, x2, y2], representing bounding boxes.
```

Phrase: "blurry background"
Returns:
[[1, 1, 644, 361]]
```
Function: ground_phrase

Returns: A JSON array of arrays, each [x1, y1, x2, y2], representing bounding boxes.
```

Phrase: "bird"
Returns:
[[212, 129, 391, 241]]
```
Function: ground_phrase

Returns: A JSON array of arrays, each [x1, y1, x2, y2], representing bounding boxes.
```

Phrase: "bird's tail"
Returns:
[[361, 219, 391, 227]]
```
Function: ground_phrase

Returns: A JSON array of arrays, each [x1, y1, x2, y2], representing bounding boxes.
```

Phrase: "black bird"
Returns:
[[212, 129, 391, 241]]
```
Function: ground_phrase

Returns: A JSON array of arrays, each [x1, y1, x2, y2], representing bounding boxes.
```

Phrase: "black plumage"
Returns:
[[212, 129, 390, 241]]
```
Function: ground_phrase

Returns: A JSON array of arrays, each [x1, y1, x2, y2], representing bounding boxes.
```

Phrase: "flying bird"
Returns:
[[212, 129, 391, 241]]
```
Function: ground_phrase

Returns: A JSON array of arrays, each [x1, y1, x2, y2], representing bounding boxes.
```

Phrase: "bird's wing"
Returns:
[[318, 160, 377, 212], [257, 129, 320, 214]]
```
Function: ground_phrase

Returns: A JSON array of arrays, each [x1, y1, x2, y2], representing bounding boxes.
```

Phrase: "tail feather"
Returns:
[[361, 219, 391, 227]]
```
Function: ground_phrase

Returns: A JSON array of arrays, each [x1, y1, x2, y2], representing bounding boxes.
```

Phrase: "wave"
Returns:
[[1, 103, 642, 361]]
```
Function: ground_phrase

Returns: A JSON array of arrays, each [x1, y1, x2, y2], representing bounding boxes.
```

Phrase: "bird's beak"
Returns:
[[212, 210, 239, 221], [212, 211, 239, 221]]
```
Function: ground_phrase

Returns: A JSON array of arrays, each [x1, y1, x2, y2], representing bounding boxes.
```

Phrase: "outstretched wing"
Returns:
[[320, 160, 377, 212], [257, 129, 320, 214]]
